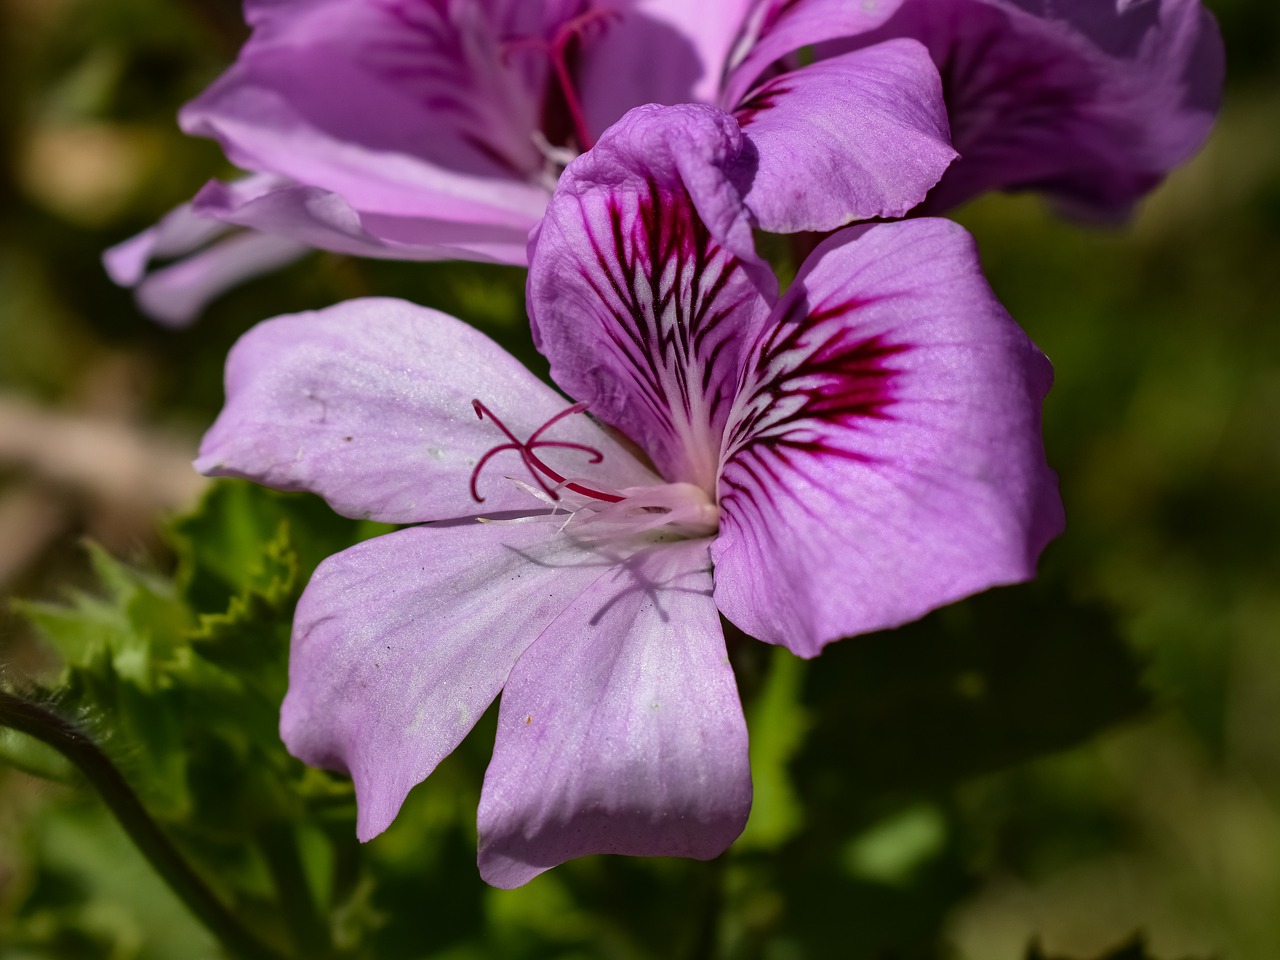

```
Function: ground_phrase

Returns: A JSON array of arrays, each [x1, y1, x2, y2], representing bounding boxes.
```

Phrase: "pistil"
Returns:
[[470, 400, 624, 504], [503, 7, 619, 153]]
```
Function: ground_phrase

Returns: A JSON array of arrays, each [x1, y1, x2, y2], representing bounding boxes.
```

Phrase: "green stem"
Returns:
[[257, 824, 331, 958], [0, 688, 290, 960]]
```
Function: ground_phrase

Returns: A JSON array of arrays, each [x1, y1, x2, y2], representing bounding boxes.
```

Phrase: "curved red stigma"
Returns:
[[501, 6, 620, 151], [470, 400, 624, 504]]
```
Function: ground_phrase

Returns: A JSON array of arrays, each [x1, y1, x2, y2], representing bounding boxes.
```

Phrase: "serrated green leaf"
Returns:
[[17, 543, 191, 685], [189, 519, 296, 685], [171, 480, 390, 617]]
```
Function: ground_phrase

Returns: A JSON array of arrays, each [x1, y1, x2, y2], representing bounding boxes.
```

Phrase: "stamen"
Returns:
[[470, 400, 625, 504], [501, 6, 620, 152]]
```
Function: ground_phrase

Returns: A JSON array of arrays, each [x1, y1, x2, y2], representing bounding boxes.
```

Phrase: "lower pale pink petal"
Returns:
[[528, 104, 774, 490], [477, 539, 749, 888], [192, 177, 533, 266], [737, 39, 955, 231], [713, 219, 1063, 657], [282, 520, 623, 841], [196, 298, 655, 523]]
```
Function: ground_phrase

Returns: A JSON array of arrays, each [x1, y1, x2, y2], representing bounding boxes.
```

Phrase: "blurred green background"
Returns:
[[0, 1, 1277, 958]]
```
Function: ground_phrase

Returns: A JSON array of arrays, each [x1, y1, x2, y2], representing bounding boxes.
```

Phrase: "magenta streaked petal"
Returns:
[[192, 177, 533, 266], [832, 0, 1223, 216], [721, 0, 904, 108], [282, 520, 624, 841], [712, 219, 1063, 657], [196, 297, 655, 523], [477, 538, 749, 888], [737, 39, 955, 231], [528, 104, 774, 489]]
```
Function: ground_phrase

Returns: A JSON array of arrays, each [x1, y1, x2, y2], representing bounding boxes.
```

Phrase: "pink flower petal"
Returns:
[[283, 519, 628, 841], [712, 218, 1064, 656], [477, 538, 750, 888], [197, 297, 655, 523], [721, 0, 904, 107], [578, 0, 756, 133], [103, 178, 308, 325], [180, 0, 550, 221], [129, 232, 308, 328], [737, 39, 956, 232], [830, 0, 1224, 216], [528, 104, 774, 490], [192, 177, 532, 266]]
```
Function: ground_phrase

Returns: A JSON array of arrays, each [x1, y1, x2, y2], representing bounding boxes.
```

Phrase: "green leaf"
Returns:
[[188, 518, 296, 684], [738, 647, 809, 851], [842, 804, 947, 887], [17, 543, 190, 682], [170, 480, 389, 618], [13, 546, 197, 817], [794, 580, 1149, 806]]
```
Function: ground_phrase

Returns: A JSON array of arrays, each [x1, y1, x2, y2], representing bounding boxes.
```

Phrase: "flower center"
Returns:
[[469, 400, 719, 542], [503, 6, 619, 155]]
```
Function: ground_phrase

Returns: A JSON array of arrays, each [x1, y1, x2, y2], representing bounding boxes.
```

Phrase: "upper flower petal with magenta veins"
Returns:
[[720, 0, 905, 106], [712, 218, 1064, 657], [183, 0, 552, 214], [528, 104, 774, 491]]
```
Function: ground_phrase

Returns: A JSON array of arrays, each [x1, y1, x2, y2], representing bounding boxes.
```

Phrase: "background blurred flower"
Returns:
[[105, 0, 956, 322], [827, 0, 1225, 217]]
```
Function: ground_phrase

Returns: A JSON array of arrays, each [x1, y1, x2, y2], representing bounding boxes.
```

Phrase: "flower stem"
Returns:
[[257, 824, 332, 958], [0, 688, 290, 960]]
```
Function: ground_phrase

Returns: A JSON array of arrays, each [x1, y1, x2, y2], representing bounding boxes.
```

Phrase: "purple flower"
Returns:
[[829, 0, 1225, 217], [195, 106, 1062, 886], [109, 0, 957, 322]]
